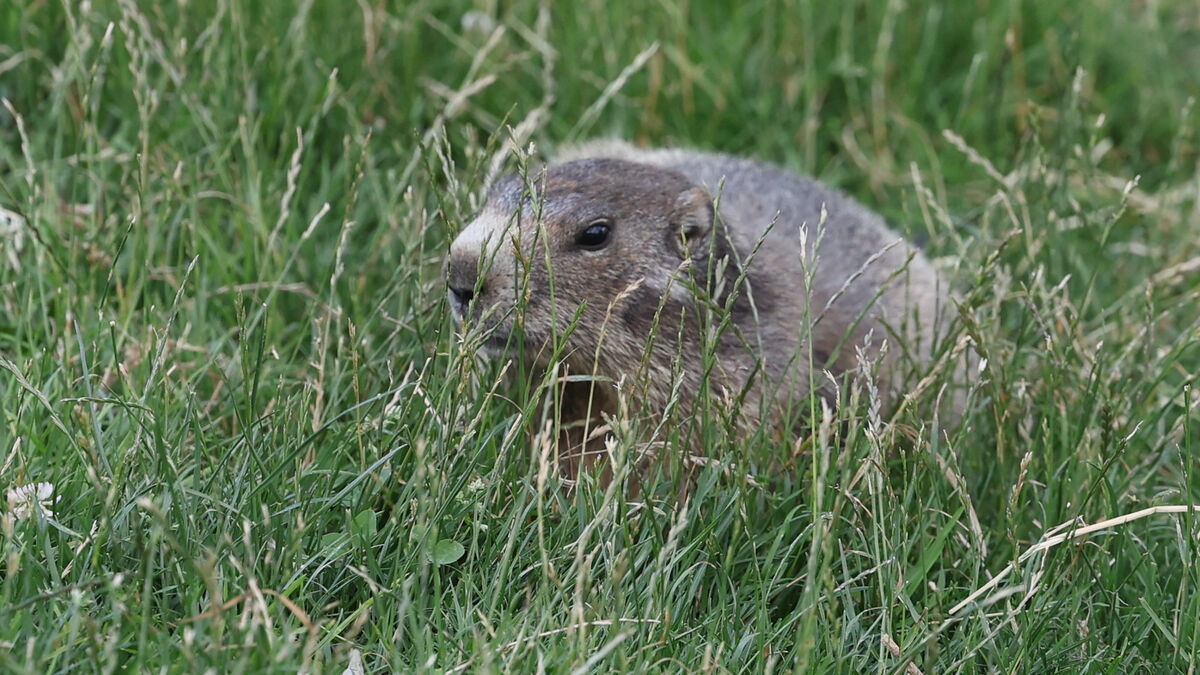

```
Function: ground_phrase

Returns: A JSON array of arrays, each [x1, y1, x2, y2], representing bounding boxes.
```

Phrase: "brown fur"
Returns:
[[446, 141, 951, 479]]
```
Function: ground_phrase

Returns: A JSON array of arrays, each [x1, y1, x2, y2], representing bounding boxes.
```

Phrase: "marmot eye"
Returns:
[[575, 219, 612, 250]]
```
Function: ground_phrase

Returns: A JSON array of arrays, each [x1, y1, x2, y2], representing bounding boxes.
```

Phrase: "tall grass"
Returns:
[[1, 0, 1198, 671]]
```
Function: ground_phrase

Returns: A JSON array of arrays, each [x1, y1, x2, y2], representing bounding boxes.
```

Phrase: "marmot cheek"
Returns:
[[614, 283, 658, 330]]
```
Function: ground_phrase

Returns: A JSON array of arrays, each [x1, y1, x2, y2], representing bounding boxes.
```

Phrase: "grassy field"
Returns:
[[2, 0, 1199, 671]]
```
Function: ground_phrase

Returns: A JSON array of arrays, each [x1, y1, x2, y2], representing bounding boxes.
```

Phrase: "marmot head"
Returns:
[[446, 158, 723, 372]]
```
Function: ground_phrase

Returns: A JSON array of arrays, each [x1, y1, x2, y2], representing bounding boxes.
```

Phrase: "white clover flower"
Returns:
[[6, 482, 57, 520], [0, 205, 26, 270], [342, 649, 365, 675], [465, 477, 485, 495], [460, 10, 497, 35]]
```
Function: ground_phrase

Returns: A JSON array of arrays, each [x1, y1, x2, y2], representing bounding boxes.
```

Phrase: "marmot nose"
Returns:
[[448, 282, 475, 306], [446, 256, 484, 316]]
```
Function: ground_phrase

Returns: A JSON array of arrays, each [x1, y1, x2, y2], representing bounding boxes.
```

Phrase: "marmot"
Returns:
[[446, 140, 951, 477]]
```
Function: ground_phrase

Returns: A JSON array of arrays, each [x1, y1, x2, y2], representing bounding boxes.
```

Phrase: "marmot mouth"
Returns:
[[484, 331, 509, 348], [474, 328, 518, 359]]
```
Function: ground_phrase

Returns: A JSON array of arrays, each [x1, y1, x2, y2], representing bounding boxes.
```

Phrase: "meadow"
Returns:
[[1, 0, 1199, 671]]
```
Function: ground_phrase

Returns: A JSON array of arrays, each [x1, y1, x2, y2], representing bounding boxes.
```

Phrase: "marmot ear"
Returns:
[[670, 187, 715, 260]]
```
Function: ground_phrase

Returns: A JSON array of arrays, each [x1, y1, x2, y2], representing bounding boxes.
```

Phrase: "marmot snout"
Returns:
[[447, 141, 951, 473]]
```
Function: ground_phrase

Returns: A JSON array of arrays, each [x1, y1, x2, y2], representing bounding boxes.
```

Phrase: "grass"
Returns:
[[1, 0, 1199, 671]]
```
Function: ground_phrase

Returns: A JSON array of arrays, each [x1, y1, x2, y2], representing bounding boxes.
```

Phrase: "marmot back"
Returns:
[[447, 140, 952, 475]]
